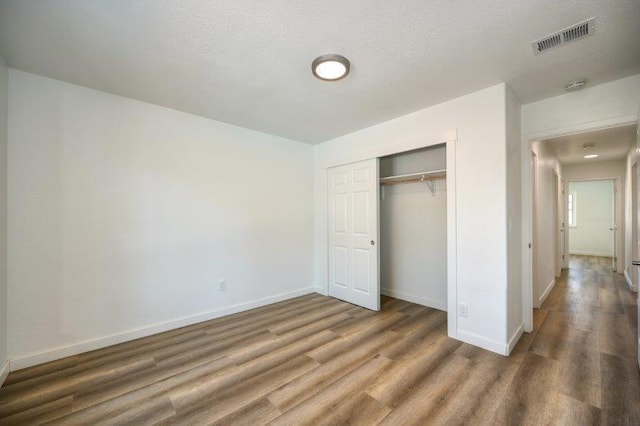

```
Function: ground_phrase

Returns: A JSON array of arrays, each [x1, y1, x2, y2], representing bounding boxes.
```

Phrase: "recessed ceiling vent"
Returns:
[[532, 18, 595, 55]]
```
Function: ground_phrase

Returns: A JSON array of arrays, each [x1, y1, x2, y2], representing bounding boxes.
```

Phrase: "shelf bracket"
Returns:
[[422, 176, 436, 195]]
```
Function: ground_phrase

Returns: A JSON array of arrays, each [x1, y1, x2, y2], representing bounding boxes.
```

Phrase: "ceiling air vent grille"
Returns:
[[532, 18, 596, 55]]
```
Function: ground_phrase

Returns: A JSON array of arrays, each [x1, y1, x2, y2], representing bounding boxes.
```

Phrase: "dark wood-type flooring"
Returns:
[[1, 255, 638, 424]]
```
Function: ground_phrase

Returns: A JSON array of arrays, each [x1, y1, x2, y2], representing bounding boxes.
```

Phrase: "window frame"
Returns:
[[567, 191, 577, 228]]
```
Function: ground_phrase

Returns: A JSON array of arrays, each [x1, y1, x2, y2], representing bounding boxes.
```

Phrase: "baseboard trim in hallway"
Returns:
[[538, 277, 555, 307], [0, 360, 9, 388], [507, 324, 524, 354], [624, 269, 639, 292]]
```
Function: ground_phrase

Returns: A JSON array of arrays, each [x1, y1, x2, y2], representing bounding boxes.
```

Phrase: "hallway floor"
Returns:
[[511, 255, 640, 424]]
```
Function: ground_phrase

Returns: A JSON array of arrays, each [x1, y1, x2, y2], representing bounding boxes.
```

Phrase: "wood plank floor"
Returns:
[[1, 255, 638, 425]]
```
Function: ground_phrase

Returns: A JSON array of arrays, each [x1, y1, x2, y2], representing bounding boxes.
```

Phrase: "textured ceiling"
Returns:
[[543, 124, 636, 165], [0, 1, 639, 144]]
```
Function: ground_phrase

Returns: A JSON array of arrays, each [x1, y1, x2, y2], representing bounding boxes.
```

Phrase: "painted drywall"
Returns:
[[562, 160, 625, 270], [7, 70, 314, 368], [315, 83, 512, 354], [531, 141, 562, 307], [568, 180, 615, 257], [522, 74, 640, 140], [521, 73, 640, 331], [0, 55, 7, 382], [506, 86, 522, 345], [380, 146, 447, 310]]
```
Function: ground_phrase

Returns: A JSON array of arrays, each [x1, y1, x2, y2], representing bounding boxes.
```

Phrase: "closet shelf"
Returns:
[[379, 169, 446, 186]]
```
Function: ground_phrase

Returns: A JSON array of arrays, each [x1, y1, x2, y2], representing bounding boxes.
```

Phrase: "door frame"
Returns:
[[530, 152, 539, 308], [322, 137, 458, 339], [631, 161, 639, 290], [564, 177, 621, 269], [522, 118, 636, 332]]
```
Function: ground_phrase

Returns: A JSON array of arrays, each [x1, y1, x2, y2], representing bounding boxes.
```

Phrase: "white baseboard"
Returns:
[[507, 324, 524, 355], [381, 288, 447, 311], [0, 359, 9, 387], [568, 251, 613, 257], [10, 286, 315, 371], [624, 269, 639, 292], [313, 285, 328, 296], [456, 330, 511, 356], [538, 278, 555, 307]]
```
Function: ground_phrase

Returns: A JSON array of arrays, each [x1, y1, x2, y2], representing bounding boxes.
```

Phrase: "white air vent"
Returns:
[[532, 18, 596, 55]]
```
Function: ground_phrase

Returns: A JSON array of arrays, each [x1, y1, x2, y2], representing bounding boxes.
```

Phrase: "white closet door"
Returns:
[[328, 158, 380, 311]]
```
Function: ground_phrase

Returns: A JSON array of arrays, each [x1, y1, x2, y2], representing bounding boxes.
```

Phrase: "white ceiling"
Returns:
[[0, 1, 639, 144], [542, 124, 637, 165]]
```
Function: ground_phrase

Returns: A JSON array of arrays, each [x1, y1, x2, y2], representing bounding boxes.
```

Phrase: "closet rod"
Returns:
[[379, 169, 446, 186]]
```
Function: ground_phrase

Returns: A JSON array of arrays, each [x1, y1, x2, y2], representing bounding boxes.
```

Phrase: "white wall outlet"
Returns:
[[218, 279, 227, 292], [458, 303, 468, 317]]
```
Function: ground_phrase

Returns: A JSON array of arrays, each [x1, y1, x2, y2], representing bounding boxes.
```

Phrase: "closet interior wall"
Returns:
[[379, 144, 447, 311]]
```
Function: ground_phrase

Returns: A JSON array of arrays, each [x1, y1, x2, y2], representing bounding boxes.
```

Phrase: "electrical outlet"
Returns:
[[458, 303, 468, 317], [218, 279, 227, 292]]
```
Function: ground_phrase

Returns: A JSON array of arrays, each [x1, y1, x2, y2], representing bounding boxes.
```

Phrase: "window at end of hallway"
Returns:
[[568, 191, 577, 227]]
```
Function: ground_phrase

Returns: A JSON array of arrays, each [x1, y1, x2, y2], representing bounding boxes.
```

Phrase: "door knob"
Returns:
[[370, 240, 375, 246]]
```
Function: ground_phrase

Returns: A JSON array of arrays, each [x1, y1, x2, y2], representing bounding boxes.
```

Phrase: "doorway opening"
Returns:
[[566, 179, 617, 269], [325, 139, 458, 339], [527, 123, 636, 323], [379, 144, 448, 312]]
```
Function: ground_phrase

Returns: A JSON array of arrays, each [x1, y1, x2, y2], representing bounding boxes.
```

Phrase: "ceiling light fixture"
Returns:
[[312, 54, 350, 81], [565, 79, 587, 91], [584, 154, 598, 159]]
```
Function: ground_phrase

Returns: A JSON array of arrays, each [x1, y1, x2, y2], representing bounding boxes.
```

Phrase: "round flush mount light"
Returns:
[[312, 54, 350, 81], [565, 79, 587, 91]]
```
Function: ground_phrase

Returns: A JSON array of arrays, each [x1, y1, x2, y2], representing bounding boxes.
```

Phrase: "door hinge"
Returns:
[[562, 255, 565, 260], [528, 243, 532, 249]]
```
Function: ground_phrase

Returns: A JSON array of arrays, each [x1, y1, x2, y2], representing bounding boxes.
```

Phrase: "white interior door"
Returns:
[[328, 158, 380, 311]]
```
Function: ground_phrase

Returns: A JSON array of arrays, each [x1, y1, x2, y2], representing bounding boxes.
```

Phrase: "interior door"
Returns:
[[635, 118, 640, 369], [632, 163, 638, 287], [611, 180, 617, 271], [328, 158, 380, 311], [560, 178, 567, 270]]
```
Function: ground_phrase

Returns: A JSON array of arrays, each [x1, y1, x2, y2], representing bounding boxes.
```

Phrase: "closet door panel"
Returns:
[[328, 159, 380, 311]]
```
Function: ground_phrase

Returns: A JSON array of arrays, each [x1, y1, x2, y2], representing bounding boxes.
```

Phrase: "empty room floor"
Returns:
[[0, 255, 638, 425]]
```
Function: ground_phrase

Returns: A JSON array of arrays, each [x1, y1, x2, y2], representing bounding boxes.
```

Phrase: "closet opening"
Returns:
[[379, 144, 448, 313]]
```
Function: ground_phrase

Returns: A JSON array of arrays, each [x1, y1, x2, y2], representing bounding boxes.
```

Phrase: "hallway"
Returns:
[[507, 255, 640, 424]]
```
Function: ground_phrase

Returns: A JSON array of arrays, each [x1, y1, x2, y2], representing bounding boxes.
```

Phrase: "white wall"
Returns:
[[380, 146, 447, 310], [506, 86, 522, 344], [315, 83, 516, 355], [0, 55, 7, 383], [521, 73, 640, 331], [562, 160, 625, 270], [531, 141, 561, 307], [568, 180, 615, 256], [7, 70, 314, 369]]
